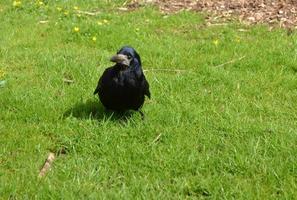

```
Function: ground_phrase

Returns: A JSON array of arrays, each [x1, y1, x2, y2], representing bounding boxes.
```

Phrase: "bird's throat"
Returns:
[[116, 64, 129, 71]]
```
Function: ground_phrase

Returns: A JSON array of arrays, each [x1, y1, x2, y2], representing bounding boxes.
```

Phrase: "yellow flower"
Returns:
[[73, 27, 80, 32], [73, 6, 79, 10], [235, 37, 241, 43], [213, 39, 219, 46], [0, 69, 5, 79], [103, 19, 109, 24], [38, 1, 44, 6], [135, 28, 140, 32], [97, 21, 103, 25], [56, 7, 62, 11], [77, 14, 81, 17], [13, 1, 21, 7], [92, 36, 97, 42]]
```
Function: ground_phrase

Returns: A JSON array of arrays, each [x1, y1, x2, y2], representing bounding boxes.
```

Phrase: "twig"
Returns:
[[76, 10, 101, 16], [118, 7, 128, 11], [151, 133, 162, 145], [63, 78, 74, 84], [38, 20, 49, 24], [38, 152, 55, 178], [214, 56, 246, 68], [207, 23, 228, 26], [143, 69, 187, 73], [238, 28, 248, 32]]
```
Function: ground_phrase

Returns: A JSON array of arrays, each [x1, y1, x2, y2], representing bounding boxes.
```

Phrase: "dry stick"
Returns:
[[151, 133, 162, 145], [144, 56, 246, 72], [118, 7, 128, 11], [238, 29, 248, 32], [76, 10, 101, 16], [63, 78, 74, 84], [214, 56, 246, 68], [38, 20, 49, 24], [143, 69, 187, 73], [38, 152, 55, 178], [207, 23, 228, 26]]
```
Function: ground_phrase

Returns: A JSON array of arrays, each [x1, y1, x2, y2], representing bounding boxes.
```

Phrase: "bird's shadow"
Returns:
[[63, 98, 134, 121]]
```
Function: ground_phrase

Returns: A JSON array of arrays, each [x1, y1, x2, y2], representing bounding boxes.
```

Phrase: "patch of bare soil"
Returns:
[[127, 0, 297, 29]]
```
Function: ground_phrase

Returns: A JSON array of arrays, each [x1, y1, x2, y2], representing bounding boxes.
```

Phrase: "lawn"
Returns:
[[0, 0, 296, 199]]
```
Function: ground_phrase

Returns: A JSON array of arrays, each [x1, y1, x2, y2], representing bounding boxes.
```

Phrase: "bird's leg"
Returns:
[[139, 110, 145, 120]]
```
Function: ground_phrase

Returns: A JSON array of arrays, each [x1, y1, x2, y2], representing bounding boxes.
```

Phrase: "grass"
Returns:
[[0, 0, 297, 199]]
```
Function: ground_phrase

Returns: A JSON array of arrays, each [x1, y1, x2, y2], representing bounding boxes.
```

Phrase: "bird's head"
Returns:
[[110, 46, 141, 68]]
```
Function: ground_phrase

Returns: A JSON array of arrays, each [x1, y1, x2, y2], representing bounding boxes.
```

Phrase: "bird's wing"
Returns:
[[93, 71, 105, 95], [135, 67, 150, 99], [93, 78, 101, 95], [94, 67, 115, 95], [143, 77, 151, 99]]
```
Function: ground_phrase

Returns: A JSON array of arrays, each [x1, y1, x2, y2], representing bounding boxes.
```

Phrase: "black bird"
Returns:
[[94, 46, 150, 118]]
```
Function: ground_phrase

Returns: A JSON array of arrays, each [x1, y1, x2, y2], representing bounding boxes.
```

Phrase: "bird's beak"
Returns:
[[110, 54, 130, 66]]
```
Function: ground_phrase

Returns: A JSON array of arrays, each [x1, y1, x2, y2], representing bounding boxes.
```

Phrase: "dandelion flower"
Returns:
[[0, 69, 5, 79], [38, 1, 44, 6], [64, 11, 69, 16], [73, 6, 79, 10], [77, 14, 81, 17], [92, 36, 97, 42], [213, 39, 219, 46], [13, 1, 21, 7], [56, 7, 62, 11], [103, 19, 109, 24], [135, 28, 140, 32], [97, 21, 103, 26], [73, 27, 80, 32]]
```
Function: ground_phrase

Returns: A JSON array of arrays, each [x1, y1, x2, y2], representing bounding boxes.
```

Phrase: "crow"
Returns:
[[94, 46, 150, 118]]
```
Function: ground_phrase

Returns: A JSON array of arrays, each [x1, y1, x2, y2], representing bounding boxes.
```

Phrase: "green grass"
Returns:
[[1, 0, 297, 199]]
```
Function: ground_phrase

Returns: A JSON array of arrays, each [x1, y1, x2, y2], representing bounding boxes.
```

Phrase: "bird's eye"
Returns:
[[127, 55, 132, 59]]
